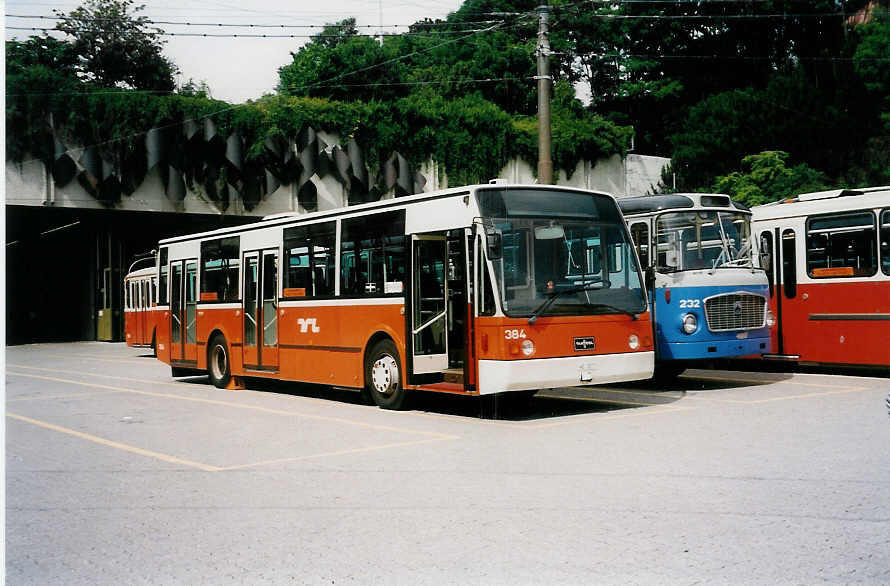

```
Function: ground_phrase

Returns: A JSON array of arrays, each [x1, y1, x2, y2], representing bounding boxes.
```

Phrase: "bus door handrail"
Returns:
[[412, 310, 446, 335]]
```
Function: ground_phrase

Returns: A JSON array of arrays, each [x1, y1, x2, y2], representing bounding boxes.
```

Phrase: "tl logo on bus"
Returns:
[[298, 318, 320, 333]]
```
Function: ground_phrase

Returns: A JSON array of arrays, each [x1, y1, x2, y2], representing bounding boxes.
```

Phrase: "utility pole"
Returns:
[[536, 2, 553, 184]]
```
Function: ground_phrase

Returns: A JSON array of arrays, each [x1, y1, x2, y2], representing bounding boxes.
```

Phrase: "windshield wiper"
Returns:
[[587, 302, 640, 320], [528, 282, 608, 325]]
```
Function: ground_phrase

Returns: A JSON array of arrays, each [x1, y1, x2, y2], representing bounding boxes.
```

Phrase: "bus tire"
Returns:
[[150, 330, 157, 357], [207, 334, 232, 389], [365, 339, 410, 410]]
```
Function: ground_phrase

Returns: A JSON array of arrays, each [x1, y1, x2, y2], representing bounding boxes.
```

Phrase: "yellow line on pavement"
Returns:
[[526, 405, 691, 429], [10, 363, 209, 390], [218, 437, 455, 471], [739, 386, 873, 404], [6, 390, 126, 403], [45, 353, 149, 365], [6, 412, 221, 472], [682, 373, 858, 390], [6, 371, 456, 440]]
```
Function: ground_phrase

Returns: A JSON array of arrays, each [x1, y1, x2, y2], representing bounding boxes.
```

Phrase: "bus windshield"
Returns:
[[655, 210, 753, 272], [478, 188, 647, 318]]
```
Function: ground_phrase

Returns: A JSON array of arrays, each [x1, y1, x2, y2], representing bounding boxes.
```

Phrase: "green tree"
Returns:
[[853, 11, 890, 132], [713, 151, 828, 206], [277, 19, 408, 103], [54, 0, 178, 90]]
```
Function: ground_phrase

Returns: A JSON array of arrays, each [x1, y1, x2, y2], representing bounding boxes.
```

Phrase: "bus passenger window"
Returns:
[[782, 229, 796, 299], [806, 212, 877, 278], [880, 210, 889, 276], [284, 222, 336, 297], [340, 211, 405, 297], [759, 231, 774, 296], [200, 237, 240, 302], [630, 222, 649, 268]]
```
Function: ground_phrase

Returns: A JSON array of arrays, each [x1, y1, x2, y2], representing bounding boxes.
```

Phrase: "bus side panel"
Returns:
[[157, 308, 171, 364], [124, 310, 135, 347], [195, 306, 242, 372], [279, 302, 406, 388], [781, 280, 890, 366]]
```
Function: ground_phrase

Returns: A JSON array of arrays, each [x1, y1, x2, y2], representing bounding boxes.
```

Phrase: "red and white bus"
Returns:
[[151, 183, 655, 408], [751, 187, 890, 368], [124, 259, 159, 351]]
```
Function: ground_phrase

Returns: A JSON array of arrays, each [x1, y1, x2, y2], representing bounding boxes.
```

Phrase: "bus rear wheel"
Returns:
[[365, 339, 410, 410], [208, 334, 231, 389]]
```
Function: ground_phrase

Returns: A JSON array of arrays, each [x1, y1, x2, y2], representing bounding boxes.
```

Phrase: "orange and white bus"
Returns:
[[152, 183, 655, 409], [751, 187, 890, 368], [124, 258, 159, 351]]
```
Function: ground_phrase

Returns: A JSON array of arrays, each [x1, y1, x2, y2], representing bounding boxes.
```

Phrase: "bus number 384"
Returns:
[[504, 329, 527, 339]]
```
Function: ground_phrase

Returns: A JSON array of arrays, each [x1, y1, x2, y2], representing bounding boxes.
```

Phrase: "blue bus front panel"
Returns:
[[652, 284, 771, 361]]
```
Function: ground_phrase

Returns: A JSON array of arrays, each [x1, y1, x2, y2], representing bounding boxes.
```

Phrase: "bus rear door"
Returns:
[[170, 260, 198, 364], [242, 249, 279, 371]]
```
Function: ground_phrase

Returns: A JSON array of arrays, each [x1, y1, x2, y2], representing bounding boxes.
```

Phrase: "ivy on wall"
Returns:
[[7, 84, 631, 210]]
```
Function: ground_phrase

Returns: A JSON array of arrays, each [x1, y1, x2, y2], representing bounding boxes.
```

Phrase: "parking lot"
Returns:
[[6, 342, 890, 585]]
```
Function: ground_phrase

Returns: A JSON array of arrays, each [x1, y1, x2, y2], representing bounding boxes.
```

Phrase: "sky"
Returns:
[[6, 0, 466, 103]]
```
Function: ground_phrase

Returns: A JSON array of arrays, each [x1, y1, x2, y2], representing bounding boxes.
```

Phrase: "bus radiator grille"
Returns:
[[704, 293, 766, 332]]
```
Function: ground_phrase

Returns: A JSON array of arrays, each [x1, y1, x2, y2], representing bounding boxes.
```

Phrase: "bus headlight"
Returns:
[[521, 339, 535, 356], [628, 334, 640, 350], [681, 313, 698, 334], [765, 310, 776, 327]]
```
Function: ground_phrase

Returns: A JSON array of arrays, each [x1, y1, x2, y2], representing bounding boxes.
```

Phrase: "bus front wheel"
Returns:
[[208, 334, 232, 389], [365, 339, 410, 410]]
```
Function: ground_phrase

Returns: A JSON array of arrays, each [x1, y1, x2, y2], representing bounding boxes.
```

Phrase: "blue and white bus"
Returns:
[[619, 193, 774, 379]]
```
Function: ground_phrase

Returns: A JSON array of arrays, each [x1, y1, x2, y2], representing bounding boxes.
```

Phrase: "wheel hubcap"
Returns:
[[211, 345, 227, 379], [371, 354, 399, 395]]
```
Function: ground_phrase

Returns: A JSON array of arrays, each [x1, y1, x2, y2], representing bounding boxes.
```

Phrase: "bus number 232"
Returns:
[[678, 299, 701, 308]]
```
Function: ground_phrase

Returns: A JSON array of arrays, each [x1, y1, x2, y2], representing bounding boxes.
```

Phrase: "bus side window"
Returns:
[[630, 222, 649, 268], [806, 212, 877, 278], [882, 210, 890, 276], [158, 247, 169, 305], [759, 231, 774, 296], [200, 237, 240, 302], [782, 229, 796, 299], [340, 211, 405, 297]]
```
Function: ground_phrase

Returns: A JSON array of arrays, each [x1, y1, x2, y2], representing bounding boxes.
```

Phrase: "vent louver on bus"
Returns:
[[704, 293, 767, 332]]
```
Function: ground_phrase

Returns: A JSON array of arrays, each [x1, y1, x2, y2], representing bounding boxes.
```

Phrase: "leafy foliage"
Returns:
[[712, 151, 828, 206], [54, 0, 178, 91]]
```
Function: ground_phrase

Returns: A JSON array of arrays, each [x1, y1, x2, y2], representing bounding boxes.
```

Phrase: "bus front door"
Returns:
[[170, 260, 198, 364], [411, 235, 448, 374], [242, 250, 279, 371]]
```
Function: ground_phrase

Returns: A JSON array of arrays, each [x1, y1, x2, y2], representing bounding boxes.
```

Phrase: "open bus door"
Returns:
[[170, 259, 198, 364], [411, 235, 448, 374], [242, 249, 279, 371]]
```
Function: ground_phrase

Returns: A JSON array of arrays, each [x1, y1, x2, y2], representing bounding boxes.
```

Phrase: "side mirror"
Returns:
[[486, 231, 503, 261]]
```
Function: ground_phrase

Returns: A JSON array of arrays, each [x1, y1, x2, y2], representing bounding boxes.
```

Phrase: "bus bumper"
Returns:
[[477, 351, 655, 395], [659, 336, 771, 360]]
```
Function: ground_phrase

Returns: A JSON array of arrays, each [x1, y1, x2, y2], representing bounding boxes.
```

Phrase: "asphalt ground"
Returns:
[[5, 342, 890, 585]]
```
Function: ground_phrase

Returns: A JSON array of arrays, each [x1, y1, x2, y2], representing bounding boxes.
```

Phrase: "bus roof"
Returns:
[[158, 183, 615, 246], [125, 266, 155, 279], [618, 193, 747, 216], [751, 187, 890, 221]]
